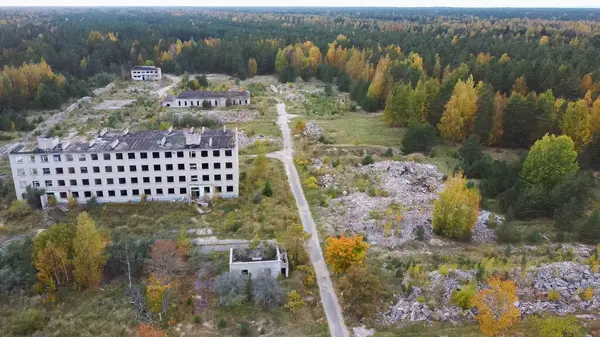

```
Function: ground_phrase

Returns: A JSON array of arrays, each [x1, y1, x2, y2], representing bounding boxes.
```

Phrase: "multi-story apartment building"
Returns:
[[162, 90, 250, 108], [9, 127, 239, 204], [130, 66, 162, 81]]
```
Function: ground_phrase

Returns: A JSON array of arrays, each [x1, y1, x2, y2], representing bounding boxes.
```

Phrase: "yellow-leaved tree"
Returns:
[[247, 57, 257, 78], [560, 99, 591, 150], [472, 277, 521, 337], [488, 91, 507, 146], [324, 235, 369, 274], [590, 97, 600, 137], [432, 172, 481, 240], [438, 75, 478, 143], [73, 212, 109, 289], [367, 55, 392, 101]]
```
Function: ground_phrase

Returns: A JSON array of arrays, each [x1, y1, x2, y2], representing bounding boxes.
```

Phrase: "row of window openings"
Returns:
[[17, 149, 233, 163], [24, 174, 234, 188], [178, 100, 248, 107], [56, 185, 234, 199], [19, 162, 233, 176]]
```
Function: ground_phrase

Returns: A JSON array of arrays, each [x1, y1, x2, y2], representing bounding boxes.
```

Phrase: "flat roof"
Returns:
[[172, 90, 250, 100], [11, 129, 236, 155], [131, 66, 160, 71]]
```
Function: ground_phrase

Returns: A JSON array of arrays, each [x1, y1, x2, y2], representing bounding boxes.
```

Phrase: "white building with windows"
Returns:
[[130, 66, 162, 81], [162, 90, 250, 108], [229, 246, 289, 278], [9, 127, 239, 204]]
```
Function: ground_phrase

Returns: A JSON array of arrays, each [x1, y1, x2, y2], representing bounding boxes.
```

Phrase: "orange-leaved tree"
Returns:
[[324, 235, 368, 274], [472, 277, 521, 337], [136, 324, 168, 337]]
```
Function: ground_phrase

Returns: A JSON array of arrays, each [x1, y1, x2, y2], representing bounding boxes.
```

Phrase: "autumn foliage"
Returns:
[[136, 324, 168, 337], [73, 212, 109, 289], [324, 235, 369, 274], [472, 277, 521, 337], [432, 172, 481, 240]]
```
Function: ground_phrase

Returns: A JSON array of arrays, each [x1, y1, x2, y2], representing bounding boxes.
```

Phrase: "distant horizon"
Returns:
[[1, 3, 599, 9]]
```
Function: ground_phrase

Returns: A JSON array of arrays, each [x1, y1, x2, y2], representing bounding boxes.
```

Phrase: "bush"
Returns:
[[193, 315, 201, 324], [384, 148, 394, 157], [8, 200, 32, 219], [218, 317, 227, 329], [547, 289, 561, 301], [284, 290, 305, 312], [296, 265, 316, 288], [581, 287, 594, 301], [402, 122, 436, 154], [361, 154, 374, 165], [579, 209, 600, 244], [532, 315, 584, 337], [240, 321, 250, 336], [22, 186, 45, 209], [10, 308, 46, 335], [0, 238, 36, 294], [452, 283, 476, 310], [496, 222, 522, 244], [262, 181, 273, 197], [67, 196, 78, 210], [303, 176, 318, 189], [216, 272, 248, 307], [253, 272, 284, 309]]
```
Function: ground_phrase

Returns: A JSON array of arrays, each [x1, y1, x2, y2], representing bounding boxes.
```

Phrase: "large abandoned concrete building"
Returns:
[[162, 90, 250, 108], [229, 246, 289, 278], [130, 66, 162, 81], [9, 127, 239, 204]]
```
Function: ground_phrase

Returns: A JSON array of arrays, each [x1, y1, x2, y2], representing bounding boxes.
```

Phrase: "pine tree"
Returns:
[[473, 83, 495, 141]]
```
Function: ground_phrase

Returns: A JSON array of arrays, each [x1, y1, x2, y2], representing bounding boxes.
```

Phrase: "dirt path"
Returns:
[[268, 93, 349, 337]]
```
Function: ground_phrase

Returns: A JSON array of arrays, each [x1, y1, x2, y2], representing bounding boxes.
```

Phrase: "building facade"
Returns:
[[162, 90, 250, 108], [229, 246, 289, 278], [9, 127, 239, 204], [130, 66, 162, 81]]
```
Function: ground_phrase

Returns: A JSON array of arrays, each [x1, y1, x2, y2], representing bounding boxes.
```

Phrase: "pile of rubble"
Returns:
[[322, 161, 444, 247], [528, 262, 600, 300], [385, 261, 600, 324], [320, 161, 502, 246], [237, 130, 281, 149], [472, 210, 501, 243], [302, 121, 323, 138], [200, 109, 259, 123]]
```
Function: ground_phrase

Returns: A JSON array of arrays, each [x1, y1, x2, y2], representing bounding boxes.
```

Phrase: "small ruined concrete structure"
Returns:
[[9, 127, 239, 204], [162, 90, 250, 108], [229, 246, 289, 278], [130, 65, 162, 81]]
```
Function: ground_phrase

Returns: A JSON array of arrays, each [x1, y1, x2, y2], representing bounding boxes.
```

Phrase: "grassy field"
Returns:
[[205, 157, 299, 239], [0, 283, 137, 337], [226, 96, 281, 138], [295, 113, 404, 146]]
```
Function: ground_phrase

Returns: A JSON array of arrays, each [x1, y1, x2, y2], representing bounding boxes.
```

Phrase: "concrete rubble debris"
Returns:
[[237, 130, 281, 149], [302, 121, 323, 138]]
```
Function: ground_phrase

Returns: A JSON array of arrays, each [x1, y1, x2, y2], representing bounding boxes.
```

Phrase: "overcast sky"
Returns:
[[1, 1, 599, 8]]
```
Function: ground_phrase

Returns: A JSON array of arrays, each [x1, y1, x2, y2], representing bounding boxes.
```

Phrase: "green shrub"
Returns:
[[218, 317, 227, 329], [547, 289, 561, 302], [532, 315, 584, 337], [10, 308, 46, 335], [262, 181, 273, 197], [451, 283, 476, 310], [402, 122, 436, 154], [361, 154, 374, 165], [496, 222, 522, 243], [8, 200, 32, 218], [193, 315, 201, 324], [384, 148, 394, 157], [240, 321, 250, 336], [579, 209, 600, 244]]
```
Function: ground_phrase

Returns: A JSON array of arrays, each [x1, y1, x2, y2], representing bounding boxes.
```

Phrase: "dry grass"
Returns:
[[205, 158, 299, 239], [0, 283, 136, 337]]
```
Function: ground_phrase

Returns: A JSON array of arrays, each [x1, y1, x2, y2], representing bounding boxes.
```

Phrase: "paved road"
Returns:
[[270, 98, 349, 337]]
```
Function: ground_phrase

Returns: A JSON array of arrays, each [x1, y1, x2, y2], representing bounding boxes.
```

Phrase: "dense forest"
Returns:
[[1, 7, 600, 160]]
